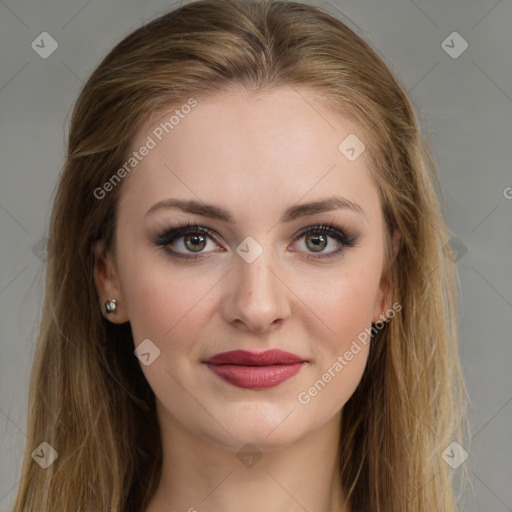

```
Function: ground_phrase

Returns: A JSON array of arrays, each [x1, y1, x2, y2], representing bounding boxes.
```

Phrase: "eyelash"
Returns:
[[152, 221, 358, 262]]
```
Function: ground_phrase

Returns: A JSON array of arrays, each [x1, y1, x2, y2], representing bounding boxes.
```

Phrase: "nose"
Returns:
[[220, 245, 291, 334]]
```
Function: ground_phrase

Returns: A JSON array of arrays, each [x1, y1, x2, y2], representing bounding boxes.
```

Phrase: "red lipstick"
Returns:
[[203, 349, 306, 389]]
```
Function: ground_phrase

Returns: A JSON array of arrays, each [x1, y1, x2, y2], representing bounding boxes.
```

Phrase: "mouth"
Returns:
[[203, 349, 307, 390]]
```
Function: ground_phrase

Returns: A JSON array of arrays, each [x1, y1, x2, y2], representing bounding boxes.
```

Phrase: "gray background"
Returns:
[[1, 0, 511, 510]]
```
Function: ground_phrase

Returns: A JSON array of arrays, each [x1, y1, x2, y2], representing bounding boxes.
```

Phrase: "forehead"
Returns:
[[118, 86, 381, 226]]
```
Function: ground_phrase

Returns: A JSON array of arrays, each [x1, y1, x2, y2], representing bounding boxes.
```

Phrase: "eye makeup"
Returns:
[[151, 220, 359, 262]]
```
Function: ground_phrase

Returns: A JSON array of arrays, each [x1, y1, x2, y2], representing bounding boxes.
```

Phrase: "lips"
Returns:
[[203, 349, 306, 389], [204, 349, 304, 366]]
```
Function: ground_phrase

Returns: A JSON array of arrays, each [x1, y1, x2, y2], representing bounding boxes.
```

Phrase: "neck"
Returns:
[[145, 402, 349, 512]]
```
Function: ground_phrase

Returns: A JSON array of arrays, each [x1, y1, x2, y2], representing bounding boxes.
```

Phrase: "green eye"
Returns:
[[153, 221, 358, 261]]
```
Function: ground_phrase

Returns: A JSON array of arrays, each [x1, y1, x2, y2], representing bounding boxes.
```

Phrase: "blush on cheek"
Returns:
[[301, 274, 375, 331], [128, 292, 220, 386]]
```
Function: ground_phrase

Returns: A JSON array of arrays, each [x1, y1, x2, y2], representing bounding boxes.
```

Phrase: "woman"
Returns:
[[13, 0, 469, 510]]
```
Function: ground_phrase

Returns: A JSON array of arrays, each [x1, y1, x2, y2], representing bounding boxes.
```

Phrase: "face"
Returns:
[[94, 86, 398, 451]]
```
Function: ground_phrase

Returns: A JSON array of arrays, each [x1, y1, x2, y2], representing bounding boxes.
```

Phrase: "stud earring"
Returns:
[[104, 299, 117, 314]]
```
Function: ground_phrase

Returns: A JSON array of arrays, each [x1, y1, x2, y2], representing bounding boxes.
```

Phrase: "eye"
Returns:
[[291, 222, 358, 260], [152, 221, 358, 261], [152, 222, 221, 260]]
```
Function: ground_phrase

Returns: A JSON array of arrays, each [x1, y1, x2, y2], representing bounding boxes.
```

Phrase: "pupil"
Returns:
[[185, 234, 205, 252], [308, 234, 326, 252]]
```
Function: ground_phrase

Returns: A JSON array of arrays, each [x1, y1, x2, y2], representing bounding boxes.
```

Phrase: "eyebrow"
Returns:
[[145, 195, 367, 223]]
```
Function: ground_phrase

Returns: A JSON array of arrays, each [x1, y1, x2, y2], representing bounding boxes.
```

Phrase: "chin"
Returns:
[[209, 406, 310, 451]]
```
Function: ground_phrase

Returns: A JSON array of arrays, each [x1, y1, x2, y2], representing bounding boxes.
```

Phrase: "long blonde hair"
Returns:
[[13, 0, 469, 510]]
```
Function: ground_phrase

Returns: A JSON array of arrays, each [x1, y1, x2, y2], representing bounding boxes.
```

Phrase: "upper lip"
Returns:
[[203, 349, 305, 366]]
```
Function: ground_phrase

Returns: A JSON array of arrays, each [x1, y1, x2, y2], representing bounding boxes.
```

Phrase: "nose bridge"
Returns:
[[238, 245, 274, 293], [223, 238, 289, 331]]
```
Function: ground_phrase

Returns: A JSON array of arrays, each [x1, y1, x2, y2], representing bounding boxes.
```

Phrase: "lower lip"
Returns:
[[205, 363, 305, 389]]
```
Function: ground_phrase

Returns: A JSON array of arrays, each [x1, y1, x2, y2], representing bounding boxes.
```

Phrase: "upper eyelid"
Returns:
[[162, 222, 343, 237]]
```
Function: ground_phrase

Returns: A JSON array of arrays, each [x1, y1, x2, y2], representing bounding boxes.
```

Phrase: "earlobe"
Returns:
[[92, 240, 129, 324]]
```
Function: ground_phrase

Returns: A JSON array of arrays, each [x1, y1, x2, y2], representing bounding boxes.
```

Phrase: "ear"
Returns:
[[92, 240, 129, 324], [373, 229, 401, 323]]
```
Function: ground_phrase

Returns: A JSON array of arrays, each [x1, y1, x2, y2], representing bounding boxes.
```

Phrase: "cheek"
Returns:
[[297, 264, 381, 349], [294, 271, 376, 417], [117, 248, 209, 347]]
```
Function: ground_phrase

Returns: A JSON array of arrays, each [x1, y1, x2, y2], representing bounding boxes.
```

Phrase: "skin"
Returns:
[[93, 85, 400, 512]]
